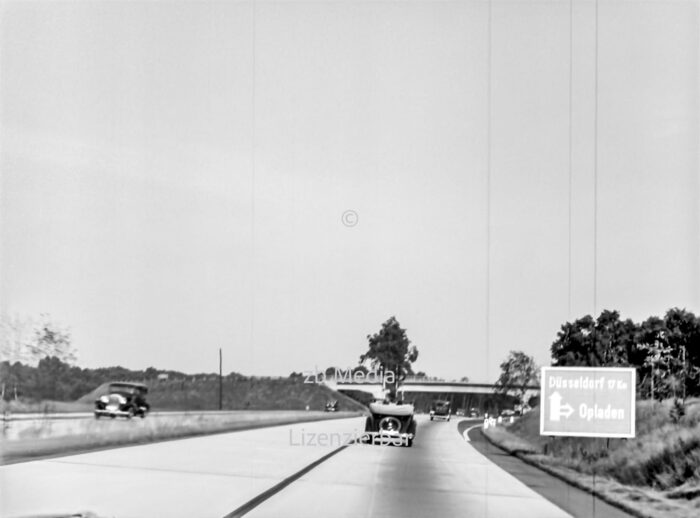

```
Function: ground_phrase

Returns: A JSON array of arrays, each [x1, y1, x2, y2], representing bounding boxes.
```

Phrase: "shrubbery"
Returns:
[[0, 357, 367, 412], [502, 400, 700, 490]]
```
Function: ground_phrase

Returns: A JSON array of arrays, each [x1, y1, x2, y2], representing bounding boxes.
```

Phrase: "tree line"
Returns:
[[0, 358, 251, 402], [550, 307, 700, 400]]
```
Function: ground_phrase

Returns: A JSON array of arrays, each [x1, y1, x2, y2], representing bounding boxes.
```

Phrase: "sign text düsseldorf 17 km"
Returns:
[[540, 367, 636, 438]]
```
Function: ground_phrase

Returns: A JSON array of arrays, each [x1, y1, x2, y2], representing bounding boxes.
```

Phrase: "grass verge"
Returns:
[[481, 404, 700, 518]]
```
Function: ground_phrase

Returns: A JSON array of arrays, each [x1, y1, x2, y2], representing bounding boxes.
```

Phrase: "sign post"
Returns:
[[540, 367, 636, 438]]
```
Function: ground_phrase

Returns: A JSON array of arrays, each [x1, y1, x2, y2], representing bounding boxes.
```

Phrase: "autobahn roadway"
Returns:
[[0, 415, 635, 518]]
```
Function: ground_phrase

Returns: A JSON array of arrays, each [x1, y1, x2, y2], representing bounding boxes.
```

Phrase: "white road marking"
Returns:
[[463, 423, 482, 441]]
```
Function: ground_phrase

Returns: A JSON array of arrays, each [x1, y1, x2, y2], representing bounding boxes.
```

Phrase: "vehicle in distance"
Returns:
[[429, 399, 451, 421], [94, 382, 150, 419], [469, 408, 480, 418], [500, 409, 516, 420], [325, 399, 338, 412], [455, 408, 465, 416], [363, 400, 416, 447]]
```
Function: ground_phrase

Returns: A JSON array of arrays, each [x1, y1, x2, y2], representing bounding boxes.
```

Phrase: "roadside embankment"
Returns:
[[0, 410, 363, 465], [481, 400, 700, 518]]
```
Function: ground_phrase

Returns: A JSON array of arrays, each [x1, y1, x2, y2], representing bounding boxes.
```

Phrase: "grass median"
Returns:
[[0, 410, 362, 465]]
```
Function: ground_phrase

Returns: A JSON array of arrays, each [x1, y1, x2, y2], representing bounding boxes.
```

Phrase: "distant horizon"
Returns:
[[3, 302, 700, 384], [9, 303, 699, 383]]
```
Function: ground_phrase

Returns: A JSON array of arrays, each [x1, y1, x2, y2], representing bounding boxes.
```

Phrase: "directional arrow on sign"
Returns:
[[549, 391, 562, 421], [560, 403, 573, 419], [549, 391, 574, 421]]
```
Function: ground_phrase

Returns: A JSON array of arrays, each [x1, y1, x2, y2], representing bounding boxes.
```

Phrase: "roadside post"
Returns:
[[219, 348, 223, 411], [540, 367, 636, 438]]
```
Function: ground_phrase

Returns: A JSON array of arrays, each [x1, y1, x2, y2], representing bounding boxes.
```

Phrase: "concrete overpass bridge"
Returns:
[[323, 378, 540, 413]]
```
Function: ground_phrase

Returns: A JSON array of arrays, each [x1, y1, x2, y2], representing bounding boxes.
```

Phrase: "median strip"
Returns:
[[0, 411, 363, 465]]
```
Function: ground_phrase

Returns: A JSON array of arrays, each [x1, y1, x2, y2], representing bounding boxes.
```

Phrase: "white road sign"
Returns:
[[540, 366, 636, 438]]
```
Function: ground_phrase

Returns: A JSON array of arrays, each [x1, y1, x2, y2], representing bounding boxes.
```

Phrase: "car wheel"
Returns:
[[110, 414, 116, 419], [378, 416, 402, 434], [430, 416, 433, 421], [362, 417, 375, 444], [407, 419, 416, 447], [94, 413, 100, 420]]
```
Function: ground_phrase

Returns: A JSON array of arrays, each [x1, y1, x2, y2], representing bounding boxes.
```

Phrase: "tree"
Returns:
[[494, 351, 539, 405], [550, 315, 596, 366], [35, 356, 71, 400], [0, 313, 76, 366], [551, 308, 700, 401], [636, 315, 677, 400], [33, 317, 76, 365], [0, 313, 34, 364], [593, 310, 639, 366], [359, 316, 418, 399], [662, 308, 700, 400], [550, 311, 638, 368], [633, 310, 700, 401]]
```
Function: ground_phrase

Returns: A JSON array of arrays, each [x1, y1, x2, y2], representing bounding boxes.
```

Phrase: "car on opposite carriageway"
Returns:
[[94, 381, 150, 419]]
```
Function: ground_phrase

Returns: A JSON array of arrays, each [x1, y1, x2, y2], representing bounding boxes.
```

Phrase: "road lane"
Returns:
[[243, 415, 573, 518], [0, 417, 365, 518]]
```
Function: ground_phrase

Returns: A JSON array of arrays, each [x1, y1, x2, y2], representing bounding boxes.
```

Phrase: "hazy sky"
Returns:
[[1, 0, 698, 382]]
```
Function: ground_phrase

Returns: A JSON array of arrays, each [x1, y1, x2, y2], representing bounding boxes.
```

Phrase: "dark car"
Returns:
[[94, 382, 150, 419], [429, 399, 451, 421], [363, 400, 416, 447]]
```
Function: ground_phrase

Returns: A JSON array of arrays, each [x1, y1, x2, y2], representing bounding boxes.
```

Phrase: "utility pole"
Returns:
[[219, 348, 223, 411]]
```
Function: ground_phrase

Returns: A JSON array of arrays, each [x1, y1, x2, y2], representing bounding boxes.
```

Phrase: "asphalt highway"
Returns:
[[243, 415, 574, 518], [0, 415, 635, 518], [0, 417, 367, 518]]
